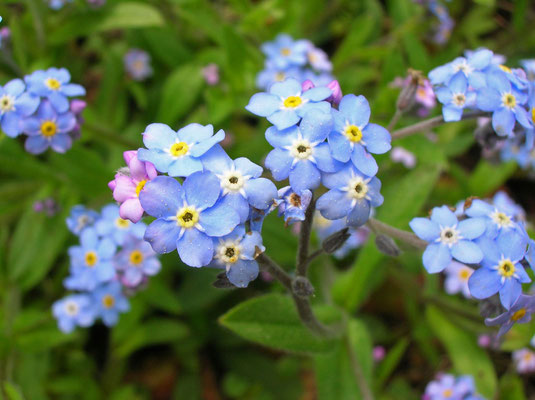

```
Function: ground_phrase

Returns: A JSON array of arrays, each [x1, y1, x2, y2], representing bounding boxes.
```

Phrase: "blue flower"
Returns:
[[0, 79, 39, 137], [485, 294, 535, 338], [256, 63, 303, 90], [139, 172, 240, 267], [246, 78, 332, 130], [476, 70, 532, 136], [92, 281, 130, 326], [276, 186, 312, 225], [114, 235, 161, 288], [468, 230, 531, 309], [25, 67, 85, 113], [328, 94, 391, 176], [52, 294, 96, 333], [313, 212, 369, 258], [48, 0, 73, 10], [492, 191, 525, 221], [261, 34, 309, 70], [95, 204, 146, 246], [124, 49, 152, 81], [410, 205, 486, 273], [435, 71, 476, 121], [201, 145, 278, 223], [317, 163, 383, 227], [429, 48, 493, 88], [264, 111, 341, 191], [210, 225, 263, 288], [64, 228, 117, 291], [424, 374, 476, 400], [137, 123, 224, 177], [22, 100, 76, 154], [465, 199, 521, 239], [443, 261, 474, 298], [521, 59, 535, 81], [66, 205, 100, 235]]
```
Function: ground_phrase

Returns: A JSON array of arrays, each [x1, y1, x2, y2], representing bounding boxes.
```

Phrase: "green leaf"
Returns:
[[2, 382, 25, 400], [375, 337, 409, 389], [467, 160, 517, 197], [314, 319, 373, 400], [425, 306, 497, 398], [157, 64, 204, 125], [219, 293, 340, 353], [498, 373, 526, 400]]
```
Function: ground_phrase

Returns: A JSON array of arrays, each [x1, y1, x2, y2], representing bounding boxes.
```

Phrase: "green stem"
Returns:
[[367, 218, 427, 249]]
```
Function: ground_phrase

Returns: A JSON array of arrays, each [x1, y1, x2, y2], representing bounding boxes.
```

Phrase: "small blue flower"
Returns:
[[424, 374, 476, 400], [124, 49, 152, 81], [114, 235, 161, 288], [276, 186, 312, 225], [246, 78, 332, 130], [201, 145, 278, 223], [66, 205, 100, 236], [139, 172, 240, 267], [64, 228, 117, 291], [443, 261, 474, 298], [410, 205, 486, 273], [264, 111, 341, 191], [521, 59, 535, 81], [22, 100, 76, 154], [256, 63, 303, 90], [429, 48, 493, 88], [328, 94, 391, 176], [465, 198, 521, 239], [313, 212, 369, 258], [476, 70, 532, 136], [25, 67, 85, 113], [210, 225, 263, 288], [317, 163, 383, 227], [261, 34, 309, 70], [468, 230, 531, 309], [52, 294, 96, 333], [48, 0, 73, 10], [0, 79, 39, 138], [95, 204, 146, 246], [435, 71, 476, 121], [92, 281, 130, 326], [137, 123, 224, 177], [492, 191, 525, 221], [485, 294, 535, 338]]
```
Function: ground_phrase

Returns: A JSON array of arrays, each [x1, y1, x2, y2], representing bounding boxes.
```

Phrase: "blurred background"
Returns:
[[0, 0, 534, 399]]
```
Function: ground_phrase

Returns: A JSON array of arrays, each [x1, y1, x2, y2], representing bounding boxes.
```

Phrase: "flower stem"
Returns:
[[387, 108, 403, 132], [256, 253, 293, 291], [344, 332, 374, 400], [391, 111, 488, 141], [367, 218, 427, 249], [296, 195, 316, 277]]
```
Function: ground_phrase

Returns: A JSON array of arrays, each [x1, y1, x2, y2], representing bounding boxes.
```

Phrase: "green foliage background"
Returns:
[[0, 0, 534, 399]]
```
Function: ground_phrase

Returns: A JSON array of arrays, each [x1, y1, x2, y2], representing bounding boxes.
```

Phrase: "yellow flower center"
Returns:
[[523, 352, 534, 362], [499, 65, 512, 74], [275, 72, 285, 82], [45, 78, 61, 90], [344, 125, 363, 143], [498, 259, 515, 277], [511, 308, 526, 322], [176, 206, 199, 228], [102, 294, 115, 309], [170, 142, 189, 157], [40, 121, 57, 137], [491, 211, 512, 227], [280, 47, 291, 56], [0, 95, 14, 112], [85, 251, 98, 267], [502, 93, 516, 109], [531, 107, 535, 124], [283, 96, 302, 108], [443, 389, 453, 398], [115, 218, 130, 228], [135, 180, 147, 197], [458, 268, 471, 281], [129, 249, 144, 265]]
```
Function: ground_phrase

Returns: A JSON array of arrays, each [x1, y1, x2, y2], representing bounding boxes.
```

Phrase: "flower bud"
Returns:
[[326, 80, 342, 105], [301, 79, 315, 91], [213, 272, 235, 289], [322, 228, 350, 254], [375, 234, 401, 257], [396, 69, 424, 112], [292, 276, 315, 298]]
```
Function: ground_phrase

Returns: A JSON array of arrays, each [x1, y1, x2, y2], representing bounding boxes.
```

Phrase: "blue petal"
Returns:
[[265, 148, 293, 181], [499, 279, 522, 310], [201, 144, 233, 173], [289, 160, 321, 191], [314, 142, 342, 173], [139, 176, 183, 218], [457, 217, 486, 239], [299, 111, 333, 142], [177, 123, 214, 143], [346, 199, 371, 227], [189, 129, 225, 157], [245, 93, 281, 117], [219, 193, 250, 223], [80, 228, 99, 249], [48, 91, 69, 113], [409, 218, 440, 241], [514, 106, 532, 129], [476, 88, 501, 111], [477, 236, 501, 265], [176, 228, 213, 267], [167, 156, 204, 177], [449, 71, 468, 93], [362, 123, 391, 154], [429, 64, 453, 85], [468, 267, 502, 299], [317, 189, 353, 220], [492, 108, 515, 137], [265, 125, 298, 148], [497, 230, 527, 261], [268, 109, 300, 130], [351, 144, 378, 176], [183, 171, 221, 210], [430, 205, 457, 227], [136, 148, 172, 173], [296, 101, 331, 118], [14, 93, 40, 116], [235, 157, 263, 178], [1, 112, 22, 138], [270, 79, 302, 97], [227, 259, 259, 287], [367, 177, 384, 207], [487, 70, 511, 93], [422, 243, 452, 273], [61, 83, 86, 96], [240, 231, 264, 259], [468, 48, 493, 69], [435, 87, 453, 105], [50, 134, 72, 153], [199, 202, 240, 237], [302, 86, 331, 101], [4, 79, 25, 96], [443, 105, 463, 122], [144, 219, 181, 253], [465, 199, 493, 218], [244, 178, 278, 210], [321, 163, 354, 189], [328, 131, 351, 162], [24, 135, 49, 154], [451, 240, 483, 264], [142, 123, 176, 150], [338, 94, 370, 127]]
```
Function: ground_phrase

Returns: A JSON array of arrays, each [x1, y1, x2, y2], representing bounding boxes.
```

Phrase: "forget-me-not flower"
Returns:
[[465, 198, 521, 239], [429, 48, 493, 89], [443, 261, 474, 298], [485, 294, 535, 338], [261, 34, 309, 70], [52, 294, 96, 333], [114, 235, 161, 288], [435, 71, 476, 122], [66, 205, 100, 236], [95, 204, 146, 246], [276, 186, 312, 225], [0, 79, 39, 137], [92, 281, 130, 326]]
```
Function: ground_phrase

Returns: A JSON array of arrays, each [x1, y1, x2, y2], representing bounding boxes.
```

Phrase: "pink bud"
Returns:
[[326, 80, 342, 105], [70, 99, 87, 115], [301, 79, 315, 91], [123, 150, 138, 164], [477, 334, 491, 348], [373, 346, 386, 362]]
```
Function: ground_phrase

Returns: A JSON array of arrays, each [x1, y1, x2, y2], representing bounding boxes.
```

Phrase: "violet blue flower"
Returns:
[[0, 79, 39, 137], [485, 294, 535, 338]]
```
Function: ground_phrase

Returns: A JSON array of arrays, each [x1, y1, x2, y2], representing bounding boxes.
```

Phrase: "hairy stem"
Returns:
[[296, 195, 316, 277], [292, 293, 336, 338], [345, 332, 374, 400], [256, 253, 293, 291], [367, 218, 427, 249], [391, 111, 488, 140], [387, 108, 403, 132]]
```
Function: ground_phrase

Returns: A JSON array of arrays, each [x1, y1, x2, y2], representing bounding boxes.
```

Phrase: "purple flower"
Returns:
[[513, 348, 535, 374], [114, 235, 161, 287], [22, 100, 76, 154], [485, 294, 535, 338], [390, 146, 416, 168], [424, 374, 476, 400]]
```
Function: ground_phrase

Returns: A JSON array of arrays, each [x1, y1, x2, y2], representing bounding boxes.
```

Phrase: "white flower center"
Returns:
[[216, 239, 242, 266], [0, 95, 15, 114], [219, 170, 246, 194], [452, 93, 466, 107], [64, 300, 79, 316], [290, 139, 313, 160], [453, 60, 473, 76], [490, 210, 513, 228], [438, 226, 461, 246], [345, 176, 370, 200]]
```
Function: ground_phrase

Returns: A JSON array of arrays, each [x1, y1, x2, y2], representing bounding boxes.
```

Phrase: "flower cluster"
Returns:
[[415, 0, 454, 45], [423, 373, 485, 400], [411, 191, 535, 338], [124, 49, 153, 81], [0, 67, 86, 154], [53, 204, 161, 333], [256, 34, 334, 90]]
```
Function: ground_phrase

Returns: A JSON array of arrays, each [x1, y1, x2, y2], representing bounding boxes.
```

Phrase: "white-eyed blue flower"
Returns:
[[435, 71, 476, 121], [429, 48, 493, 88], [66, 205, 100, 236], [95, 204, 146, 246], [52, 294, 96, 333], [485, 294, 535, 338], [0, 79, 39, 137], [276, 186, 312, 225], [465, 198, 521, 239], [261, 34, 309, 70]]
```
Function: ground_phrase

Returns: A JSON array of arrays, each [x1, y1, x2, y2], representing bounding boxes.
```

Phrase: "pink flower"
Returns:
[[301, 79, 342, 106], [108, 150, 157, 223], [513, 348, 535, 374], [202, 63, 219, 86], [373, 346, 386, 362], [390, 146, 416, 168]]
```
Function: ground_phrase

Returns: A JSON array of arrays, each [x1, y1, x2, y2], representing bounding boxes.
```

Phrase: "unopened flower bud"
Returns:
[[326, 80, 342, 105], [375, 234, 401, 257], [213, 272, 235, 289], [396, 69, 424, 112], [479, 297, 505, 318], [292, 276, 315, 298], [301, 79, 315, 91], [322, 228, 350, 254]]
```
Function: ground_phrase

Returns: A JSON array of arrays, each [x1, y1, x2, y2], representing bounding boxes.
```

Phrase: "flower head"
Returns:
[[52, 294, 95, 333], [95, 204, 146, 246], [435, 71, 476, 121], [66, 205, 100, 236], [261, 34, 310, 70], [485, 294, 535, 338], [424, 374, 476, 400], [444, 261, 474, 298], [92, 281, 130, 326], [114, 235, 161, 287], [0, 79, 39, 138], [513, 348, 535, 374], [124, 49, 152, 81]]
